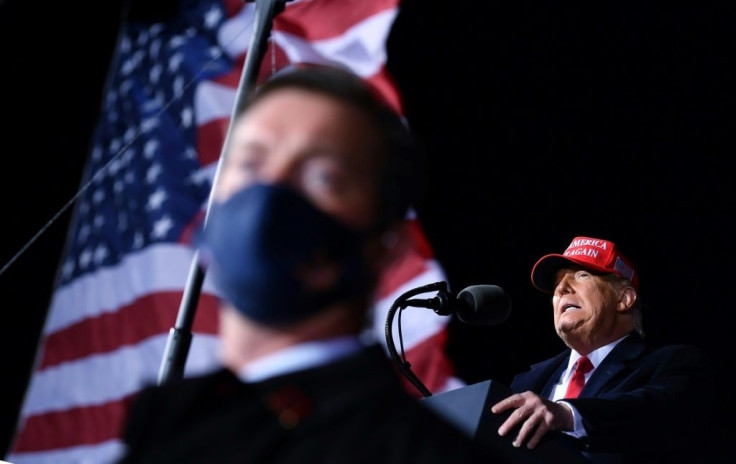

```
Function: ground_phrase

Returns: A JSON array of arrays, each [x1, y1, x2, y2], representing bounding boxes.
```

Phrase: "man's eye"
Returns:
[[233, 156, 259, 172], [228, 142, 265, 173], [305, 169, 332, 186], [302, 160, 345, 192]]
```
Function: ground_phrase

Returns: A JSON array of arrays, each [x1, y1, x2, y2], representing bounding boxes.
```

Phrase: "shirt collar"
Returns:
[[237, 335, 365, 383], [567, 333, 630, 374]]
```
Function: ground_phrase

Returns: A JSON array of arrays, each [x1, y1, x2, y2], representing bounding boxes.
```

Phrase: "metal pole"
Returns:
[[157, 0, 289, 386]]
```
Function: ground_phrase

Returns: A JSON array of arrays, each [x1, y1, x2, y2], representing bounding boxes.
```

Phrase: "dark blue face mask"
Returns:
[[196, 183, 371, 326]]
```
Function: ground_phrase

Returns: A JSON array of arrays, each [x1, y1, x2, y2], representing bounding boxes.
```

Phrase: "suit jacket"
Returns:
[[509, 333, 714, 464], [116, 344, 493, 464]]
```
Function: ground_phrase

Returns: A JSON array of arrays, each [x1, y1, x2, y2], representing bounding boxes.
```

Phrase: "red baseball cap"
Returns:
[[531, 236, 639, 293]]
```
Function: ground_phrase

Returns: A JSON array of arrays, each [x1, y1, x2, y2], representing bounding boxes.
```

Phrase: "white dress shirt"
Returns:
[[552, 334, 629, 437], [237, 335, 366, 383]]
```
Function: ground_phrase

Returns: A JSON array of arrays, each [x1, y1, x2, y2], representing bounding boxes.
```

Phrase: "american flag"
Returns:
[[8, 1, 461, 462], [614, 256, 635, 282]]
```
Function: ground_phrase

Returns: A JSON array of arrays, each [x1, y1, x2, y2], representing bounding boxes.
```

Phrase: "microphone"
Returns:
[[404, 285, 511, 326]]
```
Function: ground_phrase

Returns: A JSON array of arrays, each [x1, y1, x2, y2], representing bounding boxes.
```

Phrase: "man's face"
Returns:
[[215, 88, 382, 230], [551, 266, 624, 352]]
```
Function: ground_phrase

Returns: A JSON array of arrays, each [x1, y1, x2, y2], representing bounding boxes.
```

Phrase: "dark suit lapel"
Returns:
[[512, 351, 570, 397], [512, 334, 648, 399], [580, 333, 647, 397]]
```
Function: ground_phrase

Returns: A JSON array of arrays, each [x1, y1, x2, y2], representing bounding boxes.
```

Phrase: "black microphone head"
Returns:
[[455, 285, 511, 325]]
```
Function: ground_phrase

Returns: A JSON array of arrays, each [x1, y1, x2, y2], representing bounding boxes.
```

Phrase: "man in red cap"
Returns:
[[491, 236, 714, 463]]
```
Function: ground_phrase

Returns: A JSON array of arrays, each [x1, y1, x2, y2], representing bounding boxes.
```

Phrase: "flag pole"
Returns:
[[157, 0, 289, 386]]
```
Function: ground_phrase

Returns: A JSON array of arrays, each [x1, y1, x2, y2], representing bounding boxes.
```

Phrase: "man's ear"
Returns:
[[617, 286, 637, 312], [365, 222, 406, 273]]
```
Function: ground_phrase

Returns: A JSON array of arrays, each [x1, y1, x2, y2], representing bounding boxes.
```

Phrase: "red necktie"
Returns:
[[564, 356, 593, 399]]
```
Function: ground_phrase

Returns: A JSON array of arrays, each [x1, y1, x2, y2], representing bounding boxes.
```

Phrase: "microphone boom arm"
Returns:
[[384, 280, 449, 398]]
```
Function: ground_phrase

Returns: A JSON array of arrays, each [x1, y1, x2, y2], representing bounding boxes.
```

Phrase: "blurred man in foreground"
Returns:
[[116, 65, 491, 463]]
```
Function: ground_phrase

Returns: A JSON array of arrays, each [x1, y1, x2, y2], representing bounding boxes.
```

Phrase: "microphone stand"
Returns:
[[157, 0, 290, 386], [384, 280, 450, 398]]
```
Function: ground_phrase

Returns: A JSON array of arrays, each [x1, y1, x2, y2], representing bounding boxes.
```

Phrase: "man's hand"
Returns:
[[490, 391, 574, 449]]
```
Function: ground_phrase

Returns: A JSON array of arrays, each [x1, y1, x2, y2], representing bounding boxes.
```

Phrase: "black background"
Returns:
[[1, 1, 734, 461]]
